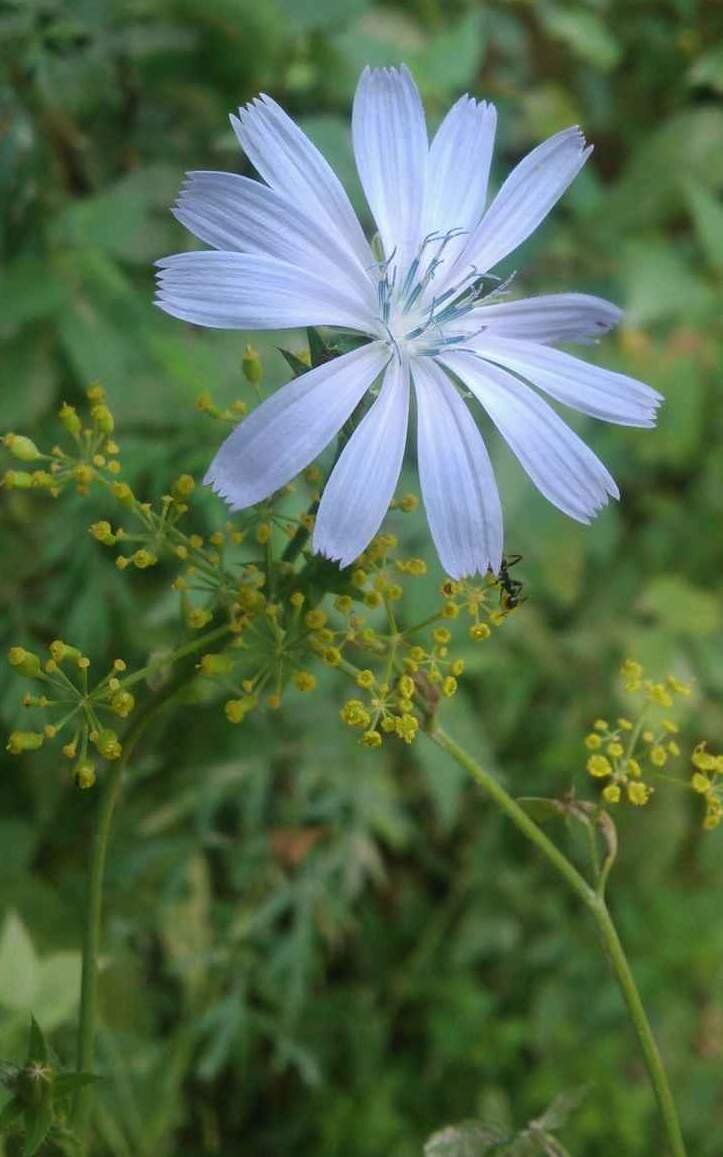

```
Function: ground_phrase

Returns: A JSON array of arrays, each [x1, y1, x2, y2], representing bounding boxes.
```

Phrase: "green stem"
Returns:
[[71, 646, 222, 1147], [426, 724, 687, 1157]]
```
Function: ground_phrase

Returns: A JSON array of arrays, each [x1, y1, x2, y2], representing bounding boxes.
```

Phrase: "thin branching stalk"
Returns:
[[71, 627, 230, 1147], [426, 724, 687, 1157]]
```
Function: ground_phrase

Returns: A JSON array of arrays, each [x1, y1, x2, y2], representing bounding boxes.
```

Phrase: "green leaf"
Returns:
[[0, 1096, 23, 1132], [535, 1086, 589, 1131], [50, 164, 179, 264], [26, 1018, 48, 1066], [32, 952, 82, 1032], [22, 1083, 53, 1157], [688, 43, 723, 93], [425, 1120, 507, 1157], [334, 9, 486, 99], [278, 347, 311, 378], [619, 239, 712, 325], [0, 258, 66, 334], [306, 327, 329, 368], [0, 913, 39, 1012], [54, 1072, 101, 1096], [685, 182, 723, 271], [275, 0, 369, 32], [541, 9, 621, 71], [637, 575, 721, 638]]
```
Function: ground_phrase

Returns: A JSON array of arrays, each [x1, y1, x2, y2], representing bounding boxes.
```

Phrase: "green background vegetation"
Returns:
[[1, 0, 722, 1152]]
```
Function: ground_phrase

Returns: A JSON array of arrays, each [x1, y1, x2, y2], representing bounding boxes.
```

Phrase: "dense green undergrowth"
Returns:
[[1, 1, 722, 1153]]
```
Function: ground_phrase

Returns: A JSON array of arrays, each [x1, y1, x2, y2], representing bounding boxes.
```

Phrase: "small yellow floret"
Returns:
[[627, 781, 652, 806], [602, 784, 621, 804], [587, 754, 612, 778]]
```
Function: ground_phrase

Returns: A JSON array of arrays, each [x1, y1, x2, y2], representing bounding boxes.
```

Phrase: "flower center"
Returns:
[[373, 229, 510, 358]]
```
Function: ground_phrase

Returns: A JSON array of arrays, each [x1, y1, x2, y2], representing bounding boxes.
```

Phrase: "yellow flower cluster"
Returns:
[[5, 642, 135, 788], [2, 385, 123, 503], [3, 377, 522, 762], [583, 659, 719, 831], [690, 743, 723, 830]]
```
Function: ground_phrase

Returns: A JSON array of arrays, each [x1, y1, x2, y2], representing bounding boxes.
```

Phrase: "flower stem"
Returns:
[[71, 639, 226, 1147], [426, 724, 687, 1157]]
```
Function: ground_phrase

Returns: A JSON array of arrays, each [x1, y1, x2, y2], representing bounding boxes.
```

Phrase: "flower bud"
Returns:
[[111, 481, 134, 505], [7, 731, 45, 755], [91, 404, 114, 434], [110, 690, 135, 718], [199, 653, 234, 677], [225, 696, 256, 723], [8, 647, 42, 677], [49, 640, 81, 664], [93, 729, 122, 760], [242, 344, 263, 385], [90, 521, 116, 545], [131, 549, 157, 569], [74, 760, 96, 789], [3, 470, 34, 489], [59, 403, 82, 436], [2, 434, 42, 462], [172, 474, 195, 500]]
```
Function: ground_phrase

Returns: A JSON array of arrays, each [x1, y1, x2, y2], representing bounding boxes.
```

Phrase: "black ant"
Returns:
[[497, 554, 526, 611]]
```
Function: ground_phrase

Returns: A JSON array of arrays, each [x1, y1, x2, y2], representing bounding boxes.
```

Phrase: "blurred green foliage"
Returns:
[[1, 0, 722, 1153]]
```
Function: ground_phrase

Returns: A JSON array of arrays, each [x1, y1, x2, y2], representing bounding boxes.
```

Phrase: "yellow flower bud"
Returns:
[[132, 549, 157, 569], [304, 609, 327, 630], [242, 344, 263, 385], [225, 696, 256, 724], [59, 402, 82, 436], [74, 760, 96, 790], [587, 754, 612, 778], [48, 640, 81, 664], [111, 481, 134, 505], [2, 433, 42, 461], [7, 730, 45, 754], [691, 772, 711, 795], [395, 713, 419, 744], [90, 520, 116, 545], [469, 622, 491, 641], [172, 474, 195, 499], [91, 404, 114, 434], [199, 653, 234, 677], [110, 690, 135, 718], [602, 783, 621, 804], [8, 647, 42, 678], [361, 729, 382, 748], [188, 608, 213, 629], [3, 470, 34, 488], [293, 671, 316, 692], [94, 728, 122, 760], [627, 781, 652, 806]]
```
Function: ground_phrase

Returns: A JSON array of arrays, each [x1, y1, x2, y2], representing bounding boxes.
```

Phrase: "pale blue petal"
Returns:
[[422, 96, 497, 241], [230, 95, 372, 268], [441, 351, 619, 523], [469, 292, 622, 344], [174, 171, 377, 313], [471, 335, 663, 427], [205, 342, 390, 509], [443, 127, 591, 286], [412, 357, 502, 579], [313, 358, 410, 567], [352, 66, 428, 271], [155, 251, 379, 333]]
